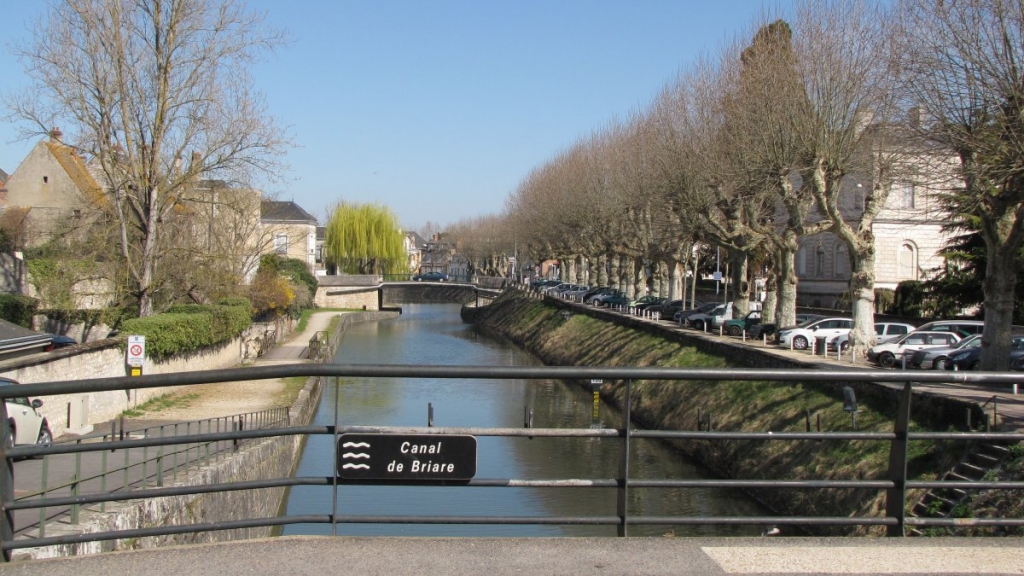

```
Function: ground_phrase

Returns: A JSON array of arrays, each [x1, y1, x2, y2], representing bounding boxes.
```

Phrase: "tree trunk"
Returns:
[[776, 240, 798, 329], [847, 249, 877, 357], [981, 242, 1018, 370], [729, 248, 750, 316]]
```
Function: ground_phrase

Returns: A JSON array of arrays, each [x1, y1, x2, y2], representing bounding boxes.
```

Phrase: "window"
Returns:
[[897, 182, 915, 209], [274, 234, 288, 254], [815, 245, 826, 277], [834, 244, 848, 278], [898, 243, 918, 280], [797, 247, 807, 276], [43, 176, 49, 184]]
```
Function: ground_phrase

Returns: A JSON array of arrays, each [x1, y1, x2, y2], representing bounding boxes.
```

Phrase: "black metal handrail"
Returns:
[[1, 364, 1023, 560]]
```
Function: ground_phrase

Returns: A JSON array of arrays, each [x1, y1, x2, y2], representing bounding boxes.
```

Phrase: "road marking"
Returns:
[[702, 546, 1024, 574]]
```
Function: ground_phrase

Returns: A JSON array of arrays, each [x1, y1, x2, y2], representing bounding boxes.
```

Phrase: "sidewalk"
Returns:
[[3, 535, 1023, 575], [258, 311, 341, 362]]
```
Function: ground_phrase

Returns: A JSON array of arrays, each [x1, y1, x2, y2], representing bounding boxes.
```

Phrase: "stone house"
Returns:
[[789, 118, 958, 310], [1, 128, 107, 248], [260, 200, 318, 273]]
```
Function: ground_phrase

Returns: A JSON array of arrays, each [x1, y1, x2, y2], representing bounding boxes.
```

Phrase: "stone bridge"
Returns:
[[314, 274, 504, 310]]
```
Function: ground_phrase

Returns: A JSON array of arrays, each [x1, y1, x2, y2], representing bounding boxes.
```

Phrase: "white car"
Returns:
[[1, 377, 52, 448], [777, 317, 853, 351], [685, 302, 734, 331], [829, 322, 917, 352], [867, 331, 961, 369]]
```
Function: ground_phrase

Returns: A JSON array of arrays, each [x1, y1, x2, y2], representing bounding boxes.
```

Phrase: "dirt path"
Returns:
[[122, 312, 342, 422]]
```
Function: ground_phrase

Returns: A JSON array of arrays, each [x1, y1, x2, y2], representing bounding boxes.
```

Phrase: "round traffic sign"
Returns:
[[130, 344, 143, 356]]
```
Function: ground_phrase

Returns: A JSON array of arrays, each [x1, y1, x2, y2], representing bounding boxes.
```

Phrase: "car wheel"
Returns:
[[968, 360, 981, 371], [728, 325, 742, 337], [879, 352, 896, 368], [36, 424, 52, 448], [792, 336, 808, 350], [694, 320, 705, 331], [933, 357, 946, 370], [839, 341, 850, 353]]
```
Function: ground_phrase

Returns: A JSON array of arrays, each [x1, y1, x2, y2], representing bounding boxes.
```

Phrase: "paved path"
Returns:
[[1, 536, 1022, 575]]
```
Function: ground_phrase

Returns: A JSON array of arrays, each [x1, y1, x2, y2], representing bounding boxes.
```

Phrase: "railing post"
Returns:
[[1, 402, 13, 562], [885, 381, 912, 537], [617, 379, 632, 537]]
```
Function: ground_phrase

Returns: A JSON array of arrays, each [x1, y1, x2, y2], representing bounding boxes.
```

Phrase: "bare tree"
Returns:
[[894, 0, 1024, 370], [7, 0, 289, 316], [789, 0, 903, 354]]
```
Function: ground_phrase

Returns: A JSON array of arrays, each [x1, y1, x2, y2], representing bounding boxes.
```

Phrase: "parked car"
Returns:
[[45, 335, 77, 351], [946, 335, 1024, 371], [913, 320, 985, 339], [672, 301, 718, 323], [591, 289, 625, 306], [828, 322, 917, 352], [580, 286, 610, 302], [646, 299, 686, 319], [753, 313, 824, 340], [685, 302, 734, 331], [723, 311, 762, 337], [601, 293, 632, 308], [777, 317, 853, 351], [1, 377, 52, 448], [907, 334, 982, 370], [631, 295, 665, 309], [413, 271, 448, 282], [556, 284, 589, 298], [867, 331, 961, 368]]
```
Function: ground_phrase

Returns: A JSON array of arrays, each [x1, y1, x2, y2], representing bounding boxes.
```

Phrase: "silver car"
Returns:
[[908, 334, 982, 369], [1, 377, 52, 448]]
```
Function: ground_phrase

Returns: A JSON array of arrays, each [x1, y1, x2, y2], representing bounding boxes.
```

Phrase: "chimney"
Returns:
[[49, 127, 63, 142], [908, 106, 927, 129]]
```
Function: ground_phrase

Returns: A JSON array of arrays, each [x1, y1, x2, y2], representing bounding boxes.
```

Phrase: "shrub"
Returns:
[[893, 281, 926, 318], [0, 294, 40, 327], [121, 303, 252, 360]]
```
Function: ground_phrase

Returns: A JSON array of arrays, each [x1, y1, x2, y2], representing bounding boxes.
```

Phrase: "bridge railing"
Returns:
[[2, 365, 1024, 560]]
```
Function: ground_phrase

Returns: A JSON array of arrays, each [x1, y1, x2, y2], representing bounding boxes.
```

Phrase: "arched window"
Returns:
[[898, 243, 918, 280], [815, 245, 826, 277], [834, 244, 848, 279]]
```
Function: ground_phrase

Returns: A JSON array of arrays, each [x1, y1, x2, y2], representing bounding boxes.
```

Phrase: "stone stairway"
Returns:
[[907, 441, 1011, 536]]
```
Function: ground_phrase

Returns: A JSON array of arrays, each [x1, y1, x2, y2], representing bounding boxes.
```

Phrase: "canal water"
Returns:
[[283, 303, 768, 537]]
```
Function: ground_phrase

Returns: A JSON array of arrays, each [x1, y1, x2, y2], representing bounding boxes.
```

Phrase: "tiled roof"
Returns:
[[261, 200, 317, 224], [46, 141, 107, 207]]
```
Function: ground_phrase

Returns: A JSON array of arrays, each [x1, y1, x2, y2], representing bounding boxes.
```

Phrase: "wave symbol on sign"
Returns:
[[341, 463, 370, 470], [341, 452, 370, 459], [342, 442, 370, 448]]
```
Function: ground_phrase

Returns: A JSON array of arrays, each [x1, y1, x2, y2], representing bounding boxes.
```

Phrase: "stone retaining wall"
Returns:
[[0, 319, 292, 439], [14, 310, 396, 560]]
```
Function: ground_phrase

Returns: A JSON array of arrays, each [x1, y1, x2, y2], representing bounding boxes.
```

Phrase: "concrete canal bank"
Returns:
[[463, 291, 996, 535]]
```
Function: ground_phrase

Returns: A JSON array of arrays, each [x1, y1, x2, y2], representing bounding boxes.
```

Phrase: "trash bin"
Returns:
[[815, 336, 828, 355]]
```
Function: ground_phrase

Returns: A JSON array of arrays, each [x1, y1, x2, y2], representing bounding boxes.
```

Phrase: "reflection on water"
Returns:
[[283, 303, 768, 536]]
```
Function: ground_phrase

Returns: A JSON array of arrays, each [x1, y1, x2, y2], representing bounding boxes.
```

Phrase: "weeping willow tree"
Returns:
[[323, 202, 406, 274]]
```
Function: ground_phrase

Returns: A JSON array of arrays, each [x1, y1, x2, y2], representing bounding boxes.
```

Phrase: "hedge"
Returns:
[[120, 301, 253, 360], [0, 294, 39, 328]]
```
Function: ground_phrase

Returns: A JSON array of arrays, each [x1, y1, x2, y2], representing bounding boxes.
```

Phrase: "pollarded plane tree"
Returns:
[[723, 17, 829, 330], [893, 0, 1024, 370], [787, 0, 906, 354], [7, 0, 289, 317]]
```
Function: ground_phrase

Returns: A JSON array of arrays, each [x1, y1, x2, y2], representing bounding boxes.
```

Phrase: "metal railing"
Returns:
[[9, 406, 290, 542], [1, 364, 1023, 560]]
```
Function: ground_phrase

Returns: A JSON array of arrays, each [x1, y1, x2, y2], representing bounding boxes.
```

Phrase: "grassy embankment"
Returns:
[[471, 291, 1020, 535]]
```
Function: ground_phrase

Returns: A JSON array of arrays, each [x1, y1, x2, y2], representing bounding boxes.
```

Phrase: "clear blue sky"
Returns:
[[1, 1, 790, 233]]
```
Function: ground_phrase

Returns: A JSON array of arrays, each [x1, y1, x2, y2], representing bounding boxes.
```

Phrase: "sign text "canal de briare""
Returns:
[[337, 433, 477, 481]]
